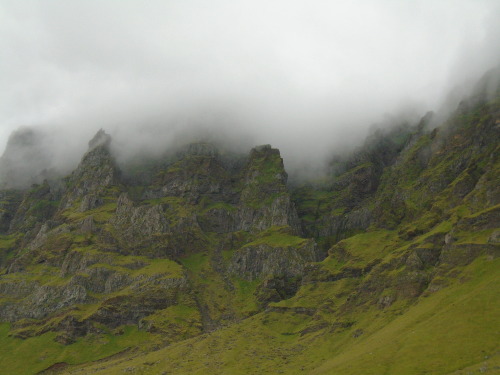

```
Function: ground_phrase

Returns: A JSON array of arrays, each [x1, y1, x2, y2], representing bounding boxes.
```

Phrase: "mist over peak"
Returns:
[[0, 0, 499, 185], [0, 127, 52, 189]]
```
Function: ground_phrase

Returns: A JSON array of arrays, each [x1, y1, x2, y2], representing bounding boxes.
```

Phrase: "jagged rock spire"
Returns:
[[88, 129, 111, 151], [59, 129, 120, 210], [238, 144, 302, 235]]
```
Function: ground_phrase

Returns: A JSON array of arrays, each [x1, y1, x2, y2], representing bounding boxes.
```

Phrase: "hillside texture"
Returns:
[[0, 93, 498, 374]]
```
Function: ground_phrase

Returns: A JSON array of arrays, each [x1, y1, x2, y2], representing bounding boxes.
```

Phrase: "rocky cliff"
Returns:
[[0, 129, 312, 351], [0, 89, 498, 374]]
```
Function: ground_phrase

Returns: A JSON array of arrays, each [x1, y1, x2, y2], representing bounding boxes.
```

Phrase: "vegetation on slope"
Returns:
[[0, 92, 497, 374]]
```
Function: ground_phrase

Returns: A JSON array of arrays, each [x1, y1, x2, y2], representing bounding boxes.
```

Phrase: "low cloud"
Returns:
[[0, 0, 499, 181]]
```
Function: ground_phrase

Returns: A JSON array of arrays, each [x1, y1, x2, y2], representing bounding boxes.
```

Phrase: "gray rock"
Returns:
[[229, 239, 319, 281], [111, 193, 169, 246], [60, 130, 119, 210]]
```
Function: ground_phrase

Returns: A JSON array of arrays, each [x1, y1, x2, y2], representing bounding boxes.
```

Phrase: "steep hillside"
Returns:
[[0, 93, 498, 374]]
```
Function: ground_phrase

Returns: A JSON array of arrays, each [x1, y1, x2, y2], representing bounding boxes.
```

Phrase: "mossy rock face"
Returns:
[[196, 204, 237, 233], [60, 132, 120, 211], [439, 243, 498, 267], [238, 146, 302, 234], [228, 227, 318, 281], [111, 193, 169, 245], [153, 154, 231, 201], [0, 96, 499, 374], [0, 189, 23, 234], [255, 275, 304, 305], [8, 182, 59, 236]]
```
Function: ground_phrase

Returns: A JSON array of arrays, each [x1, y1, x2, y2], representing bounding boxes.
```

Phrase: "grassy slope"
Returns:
[[55, 255, 498, 375], [0, 324, 151, 375], [312, 256, 499, 375]]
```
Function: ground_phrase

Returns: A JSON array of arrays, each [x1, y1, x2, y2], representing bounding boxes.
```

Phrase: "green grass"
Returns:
[[466, 203, 500, 219], [0, 263, 70, 286], [271, 277, 358, 310], [62, 201, 117, 223], [180, 252, 209, 274], [455, 228, 496, 244], [0, 234, 19, 249], [335, 162, 373, 180], [311, 256, 500, 375], [140, 304, 202, 340], [0, 234, 20, 265], [0, 323, 151, 375], [180, 241, 265, 319], [243, 226, 307, 248], [61, 255, 499, 375], [131, 258, 184, 278], [200, 202, 237, 213], [232, 278, 261, 315], [85, 256, 184, 279], [143, 196, 186, 206], [323, 229, 400, 271]]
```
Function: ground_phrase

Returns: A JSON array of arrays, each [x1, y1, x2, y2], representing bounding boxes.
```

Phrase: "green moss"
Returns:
[[331, 207, 345, 215], [62, 201, 117, 223], [144, 196, 195, 226], [27, 199, 59, 218], [143, 196, 184, 206], [240, 150, 289, 208], [249, 152, 284, 184]]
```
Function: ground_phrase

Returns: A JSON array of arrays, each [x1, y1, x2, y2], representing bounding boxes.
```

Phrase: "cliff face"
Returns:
[[59, 129, 120, 211], [0, 130, 310, 348], [238, 145, 302, 234], [0, 92, 498, 374]]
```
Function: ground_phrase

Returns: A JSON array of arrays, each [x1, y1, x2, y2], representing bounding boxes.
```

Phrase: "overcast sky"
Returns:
[[0, 0, 499, 172]]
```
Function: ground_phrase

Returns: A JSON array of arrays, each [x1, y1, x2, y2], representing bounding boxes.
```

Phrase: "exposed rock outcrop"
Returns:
[[0, 189, 22, 234], [112, 193, 169, 239], [229, 239, 318, 281], [238, 145, 302, 235], [59, 129, 120, 210]]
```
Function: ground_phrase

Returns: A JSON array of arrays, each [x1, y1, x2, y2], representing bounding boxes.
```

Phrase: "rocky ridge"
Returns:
[[0, 130, 312, 346], [0, 86, 498, 374]]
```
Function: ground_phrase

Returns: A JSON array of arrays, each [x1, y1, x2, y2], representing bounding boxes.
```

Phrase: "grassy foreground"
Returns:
[[26, 254, 495, 375]]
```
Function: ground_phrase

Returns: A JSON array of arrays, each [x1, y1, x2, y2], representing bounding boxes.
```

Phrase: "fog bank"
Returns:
[[1, 0, 499, 180]]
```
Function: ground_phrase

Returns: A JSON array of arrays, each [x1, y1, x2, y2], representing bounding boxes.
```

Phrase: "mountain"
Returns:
[[0, 127, 54, 190], [0, 88, 498, 374]]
